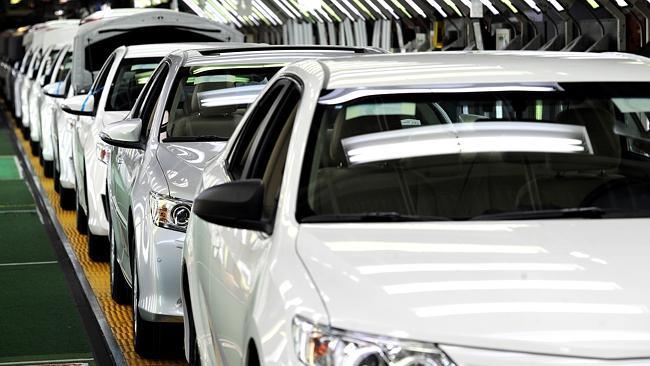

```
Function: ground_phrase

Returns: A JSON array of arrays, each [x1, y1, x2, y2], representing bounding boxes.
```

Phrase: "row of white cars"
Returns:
[[6, 10, 650, 366]]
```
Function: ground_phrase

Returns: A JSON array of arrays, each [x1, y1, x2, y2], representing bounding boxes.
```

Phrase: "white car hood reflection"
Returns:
[[296, 220, 650, 359], [156, 141, 227, 200]]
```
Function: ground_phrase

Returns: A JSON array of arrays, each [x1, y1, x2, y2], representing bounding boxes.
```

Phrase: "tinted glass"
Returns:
[[54, 51, 72, 83], [40, 49, 61, 85], [105, 57, 160, 111], [160, 65, 280, 142], [298, 83, 650, 222]]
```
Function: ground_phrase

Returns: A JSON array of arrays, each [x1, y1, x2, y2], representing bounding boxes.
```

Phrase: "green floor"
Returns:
[[0, 129, 94, 364]]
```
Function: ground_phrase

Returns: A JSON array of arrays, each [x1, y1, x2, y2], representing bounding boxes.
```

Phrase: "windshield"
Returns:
[[105, 58, 160, 111], [20, 50, 32, 73], [40, 48, 61, 85], [54, 51, 72, 83], [297, 83, 650, 222], [160, 65, 280, 141], [29, 50, 42, 79]]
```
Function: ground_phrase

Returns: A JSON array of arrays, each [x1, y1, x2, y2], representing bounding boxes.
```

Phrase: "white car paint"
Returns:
[[183, 52, 650, 366], [73, 43, 224, 242], [18, 21, 77, 131], [102, 45, 380, 358]]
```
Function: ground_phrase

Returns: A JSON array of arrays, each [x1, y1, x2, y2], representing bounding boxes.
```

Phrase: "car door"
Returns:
[[201, 77, 302, 365], [112, 62, 171, 280], [73, 53, 115, 211]]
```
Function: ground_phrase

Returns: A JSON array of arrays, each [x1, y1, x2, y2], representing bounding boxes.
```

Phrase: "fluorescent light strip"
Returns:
[[614, 0, 627, 6], [271, 0, 298, 18], [353, 0, 377, 19], [403, 0, 427, 16], [522, 0, 540, 11], [424, 0, 447, 16], [183, 0, 208, 18], [341, 0, 366, 18], [389, 0, 412, 17], [257, 0, 284, 23], [585, 0, 599, 8], [254, 0, 282, 24], [329, 0, 356, 18], [500, 0, 518, 13], [347, 136, 586, 165], [251, 6, 272, 25], [443, 0, 463, 15], [320, 85, 557, 105], [547, 0, 564, 10], [362, 0, 388, 18], [374, 0, 400, 17], [480, 0, 500, 14], [281, 0, 305, 18], [203, 1, 230, 23], [316, 6, 334, 21], [249, 14, 262, 25], [309, 8, 325, 21], [321, 2, 343, 20], [206, 0, 239, 24]]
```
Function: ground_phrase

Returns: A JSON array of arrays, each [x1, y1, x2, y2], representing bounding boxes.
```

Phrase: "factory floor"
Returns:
[[0, 103, 185, 366]]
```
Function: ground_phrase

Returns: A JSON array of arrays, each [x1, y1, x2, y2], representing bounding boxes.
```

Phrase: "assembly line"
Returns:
[[3, 5, 650, 366]]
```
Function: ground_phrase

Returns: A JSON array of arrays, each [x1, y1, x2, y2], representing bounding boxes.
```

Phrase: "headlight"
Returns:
[[149, 192, 192, 232], [293, 317, 456, 366], [97, 141, 110, 164]]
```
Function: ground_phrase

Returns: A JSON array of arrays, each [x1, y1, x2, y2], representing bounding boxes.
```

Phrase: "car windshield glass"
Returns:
[[160, 65, 280, 141], [105, 57, 160, 111], [41, 49, 61, 84], [29, 50, 42, 78], [54, 51, 72, 83], [297, 83, 650, 222], [20, 51, 32, 73]]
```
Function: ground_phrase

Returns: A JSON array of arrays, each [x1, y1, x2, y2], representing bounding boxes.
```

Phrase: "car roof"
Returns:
[[123, 43, 229, 59], [315, 51, 650, 89], [180, 45, 383, 67]]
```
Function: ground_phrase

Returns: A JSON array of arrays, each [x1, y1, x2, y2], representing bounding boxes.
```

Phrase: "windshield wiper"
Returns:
[[301, 212, 451, 223], [163, 135, 229, 142], [471, 207, 606, 221]]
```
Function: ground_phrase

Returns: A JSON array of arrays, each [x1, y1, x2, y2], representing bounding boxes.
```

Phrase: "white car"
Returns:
[[17, 20, 77, 140], [60, 43, 223, 261], [40, 45, 73, 180], [183, 51, 650, 366], [58, 9, 242, 261], [29, 42, 74, 164], [99, 45, 381, 358]]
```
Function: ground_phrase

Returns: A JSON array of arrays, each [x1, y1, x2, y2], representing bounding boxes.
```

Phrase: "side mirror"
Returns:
[[61, 94, 95, 116], [99, 117, 144, 149], [193, 179, 271, 234], [43, 81, 66, 98]]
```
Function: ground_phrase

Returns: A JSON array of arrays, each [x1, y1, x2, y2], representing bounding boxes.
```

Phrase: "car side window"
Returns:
[[89, 53, 115, 110], [90, 53, 114, 96], [138, 62, 170, 141], [244, 79, 301, 218], [228, 79, 292, 180]]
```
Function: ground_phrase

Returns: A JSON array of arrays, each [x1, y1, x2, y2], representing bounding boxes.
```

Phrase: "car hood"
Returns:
[[296, 220, 650, 360], [156, 141, 227, 200]]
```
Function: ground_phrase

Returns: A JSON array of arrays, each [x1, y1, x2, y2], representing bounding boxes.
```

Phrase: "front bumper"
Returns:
[[136, 223, 186, 323]]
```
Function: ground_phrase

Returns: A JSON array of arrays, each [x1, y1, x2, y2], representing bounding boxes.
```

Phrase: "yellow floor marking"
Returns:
[[12, 122, 185, 366]]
